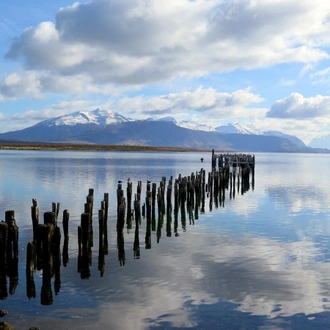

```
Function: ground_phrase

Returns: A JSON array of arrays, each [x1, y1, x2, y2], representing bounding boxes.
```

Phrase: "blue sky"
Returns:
[[1, 0, 330, 144]]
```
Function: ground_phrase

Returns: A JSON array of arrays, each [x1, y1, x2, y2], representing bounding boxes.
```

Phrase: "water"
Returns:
[[0, 150, 330, 329]]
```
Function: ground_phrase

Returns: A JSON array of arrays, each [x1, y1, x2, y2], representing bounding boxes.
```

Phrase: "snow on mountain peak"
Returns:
[[176, 120, 216, 132], [42, 108, 131, 127], [216, 122, 261, 135]]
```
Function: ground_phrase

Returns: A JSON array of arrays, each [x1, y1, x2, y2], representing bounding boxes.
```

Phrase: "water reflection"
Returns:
[[5, 159, 254, 302], [4, 151, 330, 328]]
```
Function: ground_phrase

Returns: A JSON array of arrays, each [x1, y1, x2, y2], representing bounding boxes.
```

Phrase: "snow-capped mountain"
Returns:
[[309, 135, 330, 149], [153, 117, 216, 132], [216, 122, 261, 135], [37, 108, 132, 127], [0, 108, 316, 152], [263, 130, 306, 148], [215, 123, 306, 147]]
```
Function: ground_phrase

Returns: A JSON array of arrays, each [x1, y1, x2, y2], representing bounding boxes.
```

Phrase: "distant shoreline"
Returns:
[[0, 141, 214, 152]]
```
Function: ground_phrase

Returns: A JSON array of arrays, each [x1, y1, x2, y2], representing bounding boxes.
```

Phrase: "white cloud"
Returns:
[[0, 100, 98, 132], [311, 66, 330, 85], [280, 79, 296, 87], [267, 93, 330, 119], [3, 0, 330, 88], [117, 86, 265, 120], [0, 70, 134, 100], [0, 72, 42, 99]]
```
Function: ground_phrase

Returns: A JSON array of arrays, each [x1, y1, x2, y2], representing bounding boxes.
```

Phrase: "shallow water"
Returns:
[[0, 150, 330, 329]]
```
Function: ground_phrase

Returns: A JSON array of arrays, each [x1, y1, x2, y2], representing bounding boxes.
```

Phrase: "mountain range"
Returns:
[[0, 108, 327, 152]]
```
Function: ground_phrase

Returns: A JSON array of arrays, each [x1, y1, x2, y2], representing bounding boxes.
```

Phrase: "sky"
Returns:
[[1, 0, 330, 145]]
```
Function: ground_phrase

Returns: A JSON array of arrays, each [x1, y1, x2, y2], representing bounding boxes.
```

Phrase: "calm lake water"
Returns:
[[1, 150, 330, 330]]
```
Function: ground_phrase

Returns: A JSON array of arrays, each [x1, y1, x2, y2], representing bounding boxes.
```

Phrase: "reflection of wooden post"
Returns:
[[8, 257, 18, 295], [26, 241, 36, 299], [134, 211, 140, 258], [26, 241, 36, 274], [39, 223, 54, 271], [53, 220, 61, 296], [98, 208, 105, 276], [0, 222, 8, 271], [0, 272, 7, 300], [41, 268, 53, 305], [81, 213, 91, 257], [62, 236, 69, 267]]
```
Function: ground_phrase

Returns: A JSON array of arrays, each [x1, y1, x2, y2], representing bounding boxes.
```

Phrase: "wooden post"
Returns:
[[31, 198, 39, 241], [5, 210, 18, 261], [87, 188, 94, 214], [62, 209, 69, 239], [52, 202, 60, 225], [117, 198, 126, 266]]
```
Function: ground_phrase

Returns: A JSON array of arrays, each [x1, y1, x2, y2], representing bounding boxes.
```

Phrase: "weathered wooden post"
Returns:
[[166, 189, 172, 238], [134, 194, 141, 226], [40, 222, 55, 271], [151, 182, 156, 207], [212, 149, 216, 171], [229, 172, 233, 199], [52, 202, 60, 226], [87, 188, 94, 214], [31, 198, 39, 241], [146, 191, 152, 222], [126, 181, 133, 230], [104, 192, 109, 222], [5, 211, 18, 262], [166, 183, 172, 215], [98, 206, 105, 277], [174, 179, 179, 215], [62, 209, 69, 239], [145, 190, 152, 250], [44, 211, 56, 226], [157, 187, 164, 221], [78, 212, 92, 279], [117, 198, 126, 266], [80, 213, 91, 258]]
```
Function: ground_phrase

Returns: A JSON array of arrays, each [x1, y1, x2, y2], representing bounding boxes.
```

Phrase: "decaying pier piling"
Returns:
[[0, 149, 256, 292]]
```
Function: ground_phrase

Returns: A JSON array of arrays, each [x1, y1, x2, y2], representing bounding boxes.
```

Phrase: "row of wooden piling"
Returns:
[[0, 152, 255, 301]]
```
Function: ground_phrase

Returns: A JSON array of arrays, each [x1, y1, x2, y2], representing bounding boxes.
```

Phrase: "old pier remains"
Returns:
[[0, 150, 256, 303]]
